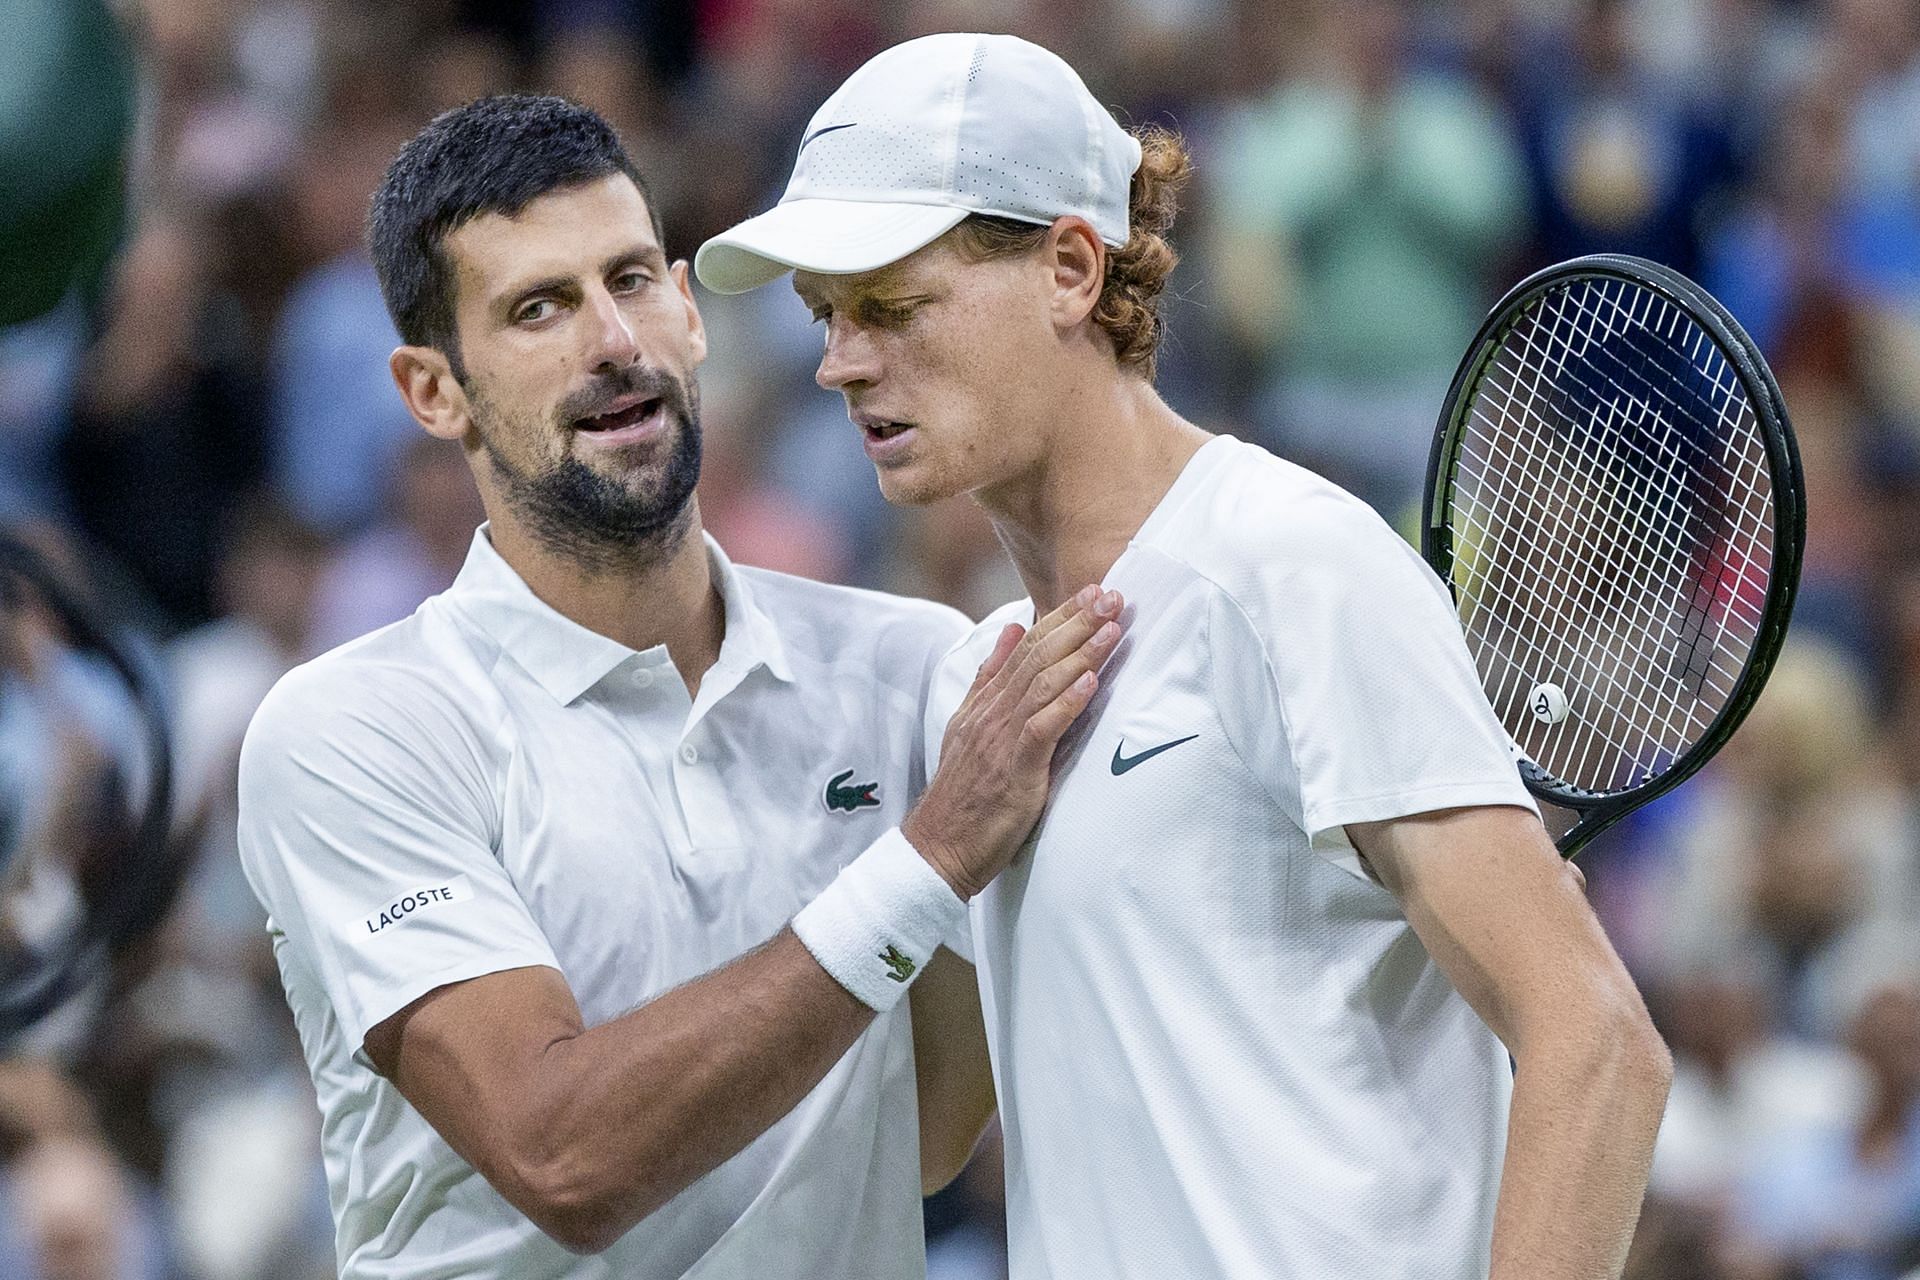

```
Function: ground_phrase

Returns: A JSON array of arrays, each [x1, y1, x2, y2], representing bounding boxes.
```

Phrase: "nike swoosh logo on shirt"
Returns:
[[799, 122, 857, 151], [1110, 735, 1200, 775]]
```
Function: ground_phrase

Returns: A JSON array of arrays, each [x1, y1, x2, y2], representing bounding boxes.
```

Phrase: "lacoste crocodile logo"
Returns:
[[824, 769, 881, 814], [1110, 734, 1200, 776], [879, 944, 916, 983]]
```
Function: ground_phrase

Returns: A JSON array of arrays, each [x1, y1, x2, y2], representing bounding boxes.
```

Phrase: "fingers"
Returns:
[[969, 623, 1025, 695], [1005, 587, 1123, 691], [1021, 669, 1099, 749], [1020, 617, 1120, 716], [1012, 614, 1122, 765]]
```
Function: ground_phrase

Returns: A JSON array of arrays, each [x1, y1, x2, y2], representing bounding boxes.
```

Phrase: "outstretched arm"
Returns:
[[365, 587, 1123, 1253], [1349, 805, 1672, 1280]]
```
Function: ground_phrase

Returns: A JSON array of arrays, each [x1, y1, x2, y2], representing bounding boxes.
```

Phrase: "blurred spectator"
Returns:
[[168, 498, 328, 936], [1653, 953, 1868, 1210], [0, 305, 87, 523], [305, 437, 479, 653], [1208, 0, 1526, 510], [1510, 0, 1741, 276], [59, 216, 268, 628], [1724, 945, 1920, 1280], [1702, 73, 1854, 359], [267, 82, 421, 535], [1625, 641, 1913, 1007], [0, 1061, 173, 1280]]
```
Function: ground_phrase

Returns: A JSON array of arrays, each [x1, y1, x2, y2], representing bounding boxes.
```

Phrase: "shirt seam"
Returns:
[[1205, 580, 1309, 820]]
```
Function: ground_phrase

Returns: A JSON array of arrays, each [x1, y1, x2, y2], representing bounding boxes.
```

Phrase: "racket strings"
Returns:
[[1468, 290, 1759, 789], [1512, 284, 1766, 759], [1447, 276, 1775, 794], [1466, 282, 1770, 787]]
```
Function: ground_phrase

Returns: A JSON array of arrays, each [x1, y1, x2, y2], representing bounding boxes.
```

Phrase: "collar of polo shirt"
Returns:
[[448, 526, 796, 705]]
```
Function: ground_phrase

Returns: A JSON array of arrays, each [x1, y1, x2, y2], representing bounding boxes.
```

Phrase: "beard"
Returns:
[[472, 365, 703, 575]]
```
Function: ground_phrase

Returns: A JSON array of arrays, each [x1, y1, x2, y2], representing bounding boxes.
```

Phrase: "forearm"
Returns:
[[408, 930, 872, 1252], [1488, 1017, 1673, 1280], [910, 948, 996, 1192]]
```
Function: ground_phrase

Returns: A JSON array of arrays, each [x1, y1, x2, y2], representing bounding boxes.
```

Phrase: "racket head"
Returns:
[[1423, 255, 1805, 856], [0, 533, 179, 1046]]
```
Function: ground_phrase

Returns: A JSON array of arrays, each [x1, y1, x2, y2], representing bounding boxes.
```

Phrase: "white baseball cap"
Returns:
[[694, 32, 1143, 295]]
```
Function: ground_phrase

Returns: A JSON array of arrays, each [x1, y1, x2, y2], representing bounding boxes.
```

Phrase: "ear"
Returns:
[[389, 345, 471, 442], [670, 260, 708, 366], [1046, 217, 1106, 330]]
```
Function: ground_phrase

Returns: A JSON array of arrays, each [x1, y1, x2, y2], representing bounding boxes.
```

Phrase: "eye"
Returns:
[[862, 300, 916, 329], [514, 298, 557, 325], [612, 269, 651, 293]]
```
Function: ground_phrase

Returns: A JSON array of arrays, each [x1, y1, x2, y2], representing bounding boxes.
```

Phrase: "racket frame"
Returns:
[[1421, 254, 1806, 857]]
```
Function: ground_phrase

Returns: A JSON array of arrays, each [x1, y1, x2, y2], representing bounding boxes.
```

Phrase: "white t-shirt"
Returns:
[[239, 528, 968, 1279], [926, 436, 1538, 1280]]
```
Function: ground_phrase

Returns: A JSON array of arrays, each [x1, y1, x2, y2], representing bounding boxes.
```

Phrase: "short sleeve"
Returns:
[[1211, 501, 1537, 878], [237, 664, 561, 1052]]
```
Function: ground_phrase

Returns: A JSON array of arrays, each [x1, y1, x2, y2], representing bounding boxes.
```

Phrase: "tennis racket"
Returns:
[[1422, 254, 1805, 857], [0, 532, 178, 1045]]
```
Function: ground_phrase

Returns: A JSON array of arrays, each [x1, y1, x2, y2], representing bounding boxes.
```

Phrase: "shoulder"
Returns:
[[924, 598, 1030, 718], [735, 566, 972, 681], [1164, 439, 1436, 615], [240, 610, 498, 792], [933, 598, 1028, 673]]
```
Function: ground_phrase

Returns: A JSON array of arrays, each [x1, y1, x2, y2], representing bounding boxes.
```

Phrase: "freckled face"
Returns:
[[797, 236, 1058, 507], [443, 174, 708, 548]]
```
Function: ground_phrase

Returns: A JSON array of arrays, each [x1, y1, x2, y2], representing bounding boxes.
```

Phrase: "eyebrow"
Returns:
[[496, 244, 666, 312]]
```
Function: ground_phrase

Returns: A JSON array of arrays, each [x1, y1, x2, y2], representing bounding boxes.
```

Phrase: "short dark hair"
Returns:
[[367, 94, 661, 375]]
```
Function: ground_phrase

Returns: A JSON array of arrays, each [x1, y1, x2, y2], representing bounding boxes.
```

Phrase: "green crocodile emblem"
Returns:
[[824, 768, 881, 814], [879, 944, 916, 983]]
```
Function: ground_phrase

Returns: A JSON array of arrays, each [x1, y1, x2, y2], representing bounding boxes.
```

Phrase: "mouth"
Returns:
[[573, 394, 667, 446], [852, 411, 917, 455]]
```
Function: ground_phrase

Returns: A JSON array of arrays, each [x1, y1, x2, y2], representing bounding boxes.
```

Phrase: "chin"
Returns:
[[873, 461, 960, 508]]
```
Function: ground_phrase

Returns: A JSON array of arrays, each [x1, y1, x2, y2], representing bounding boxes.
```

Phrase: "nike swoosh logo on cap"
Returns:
[[799, 122, 857, 151], [1110, 735, 1200, 775]]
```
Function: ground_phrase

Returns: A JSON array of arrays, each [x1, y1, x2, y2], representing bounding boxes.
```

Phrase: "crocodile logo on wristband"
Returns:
[[879, 944, 916, 983], [824, 769, 882, 813]]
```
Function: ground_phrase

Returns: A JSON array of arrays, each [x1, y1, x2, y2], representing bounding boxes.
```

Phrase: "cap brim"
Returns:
[[694, 199, 970, 295]]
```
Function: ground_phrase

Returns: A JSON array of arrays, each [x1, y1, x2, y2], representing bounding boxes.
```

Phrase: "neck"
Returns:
[[486, 499, 725, 694], [976, 372, 1211, 613]]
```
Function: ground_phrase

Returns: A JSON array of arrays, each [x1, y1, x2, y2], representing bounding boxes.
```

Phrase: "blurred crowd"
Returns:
[[1, 0, 1917, 1277]]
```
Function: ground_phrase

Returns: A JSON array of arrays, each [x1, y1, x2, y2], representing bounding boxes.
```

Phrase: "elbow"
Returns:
[[1583, 987, 1675, 1105], [514, 1166, 627, 1255], [1609, 988, 1674, 1097], [506, 1147, 657, 1256], [1518, 980, 1673, 1103], [922, 1136, 974, 1197], [1632, 1010, 1676, 1100]]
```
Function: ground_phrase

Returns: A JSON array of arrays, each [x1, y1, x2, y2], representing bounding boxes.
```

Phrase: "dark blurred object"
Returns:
[[0, 0, 136, 326], [1511, 0, 1741, 276], [0, 532, 176, 1049]]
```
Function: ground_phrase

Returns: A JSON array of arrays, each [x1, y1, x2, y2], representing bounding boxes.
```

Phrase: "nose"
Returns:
[[585, 288, 640, 373], [815, 316, 877, 393]]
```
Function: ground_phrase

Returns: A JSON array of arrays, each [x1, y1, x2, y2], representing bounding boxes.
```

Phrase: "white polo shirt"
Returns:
[[927, 436, 1538, 1280], [238, 528, 968, 1279]]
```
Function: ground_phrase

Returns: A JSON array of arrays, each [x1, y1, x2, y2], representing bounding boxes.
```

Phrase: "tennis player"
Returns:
[[698, 33, 1673, 1280], [236, 95, 1121, 1277]]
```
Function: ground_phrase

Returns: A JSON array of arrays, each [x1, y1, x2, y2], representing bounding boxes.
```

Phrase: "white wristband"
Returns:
[[792, 827, 967, 1012]]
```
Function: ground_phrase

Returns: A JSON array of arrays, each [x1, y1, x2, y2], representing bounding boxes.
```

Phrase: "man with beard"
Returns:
[[236, 95, 1122, 1278]]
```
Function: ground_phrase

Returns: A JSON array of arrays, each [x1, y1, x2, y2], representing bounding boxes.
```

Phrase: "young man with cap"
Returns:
[[698, 33, 1673, 1280], [237, 94, 1122, 1277]]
